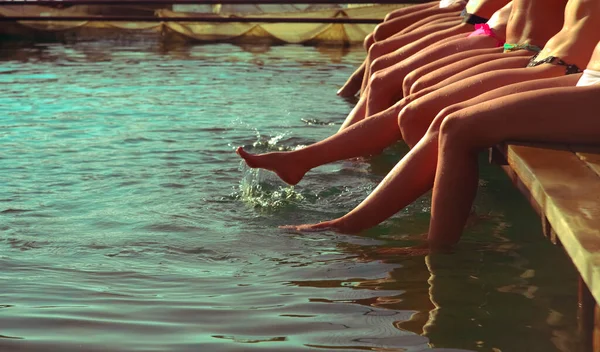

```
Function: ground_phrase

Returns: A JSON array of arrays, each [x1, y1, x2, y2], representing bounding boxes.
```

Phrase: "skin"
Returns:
[[239, 0, 600, 239], [400, 0, 596, 145], [236, 0, 569, 183], [401, 1, 513, 95], [358, 0, 511, 96], [339, 0, 558, 130], [429, 40, 600, 246], [279, 72, 584, 236], [337, 1, 465, 97], [237, 0, 571, 183], [359, 0, 564, 126]]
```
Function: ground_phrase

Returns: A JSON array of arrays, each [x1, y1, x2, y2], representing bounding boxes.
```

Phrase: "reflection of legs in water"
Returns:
[[430, 81, 598, 246], [277, 68, 574, 234]]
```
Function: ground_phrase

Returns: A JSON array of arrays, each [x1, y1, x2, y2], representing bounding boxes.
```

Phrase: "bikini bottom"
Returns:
[[576, 69, 600, 86], [467, 23, 504, 47], [439, 0, 466, 8], [527, 53, 583, 75], [503, 43, 542, 54]]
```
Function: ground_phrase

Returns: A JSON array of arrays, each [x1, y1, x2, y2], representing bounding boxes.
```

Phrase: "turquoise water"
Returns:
[[0, 41, 581, 351]]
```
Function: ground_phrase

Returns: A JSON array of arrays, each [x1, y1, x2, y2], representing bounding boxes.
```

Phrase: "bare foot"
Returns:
[[236, 147, 308, 186]]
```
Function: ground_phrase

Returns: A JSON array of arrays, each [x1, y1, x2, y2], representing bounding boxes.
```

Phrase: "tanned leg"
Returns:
[[398, 56, 563, 147], [337, 60, 367, 97], [236, 101, 408, 185], [278, 71, 576, 233], [360, 20, 463, 94], [430, 81, 597, 246], [400, 35, 504, 96], [397, 10, 462, 36], [374, 6, 462, 42], [364, 24, 473, 116], [337, 4, 457, 98]]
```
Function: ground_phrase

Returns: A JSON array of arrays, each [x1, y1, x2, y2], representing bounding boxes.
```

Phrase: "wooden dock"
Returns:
[[491, 142, 600, 351]]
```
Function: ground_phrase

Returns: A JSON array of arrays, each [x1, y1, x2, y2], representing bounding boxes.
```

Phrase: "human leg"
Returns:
[[364, 24, 474, 116], [430, 84, 600, 246], [361, 20, 463, 94], [398, 57, 564, 147], [407, 48, 507, 95], [374, 6, 461, 42], [280, 75, 585, 234], [400, 35, 503, 96], [383, 1, 440, 22], [396, 10, 462, 36], [337, 60, 366, 97], [237, 99, 410, 185]]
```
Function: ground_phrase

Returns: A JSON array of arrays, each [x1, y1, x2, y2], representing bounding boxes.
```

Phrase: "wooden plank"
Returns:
[[571, 145, 600, 180], [505, 143, 600, 304]]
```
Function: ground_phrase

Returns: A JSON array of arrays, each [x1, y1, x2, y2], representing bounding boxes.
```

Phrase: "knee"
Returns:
[[373, 23, 387, 42], [368, 70, 388, 93], [397, 102, 425, 147], [410, 78, 427, 95], [363, 33, 375, 51], [370, 56, 393, 75], [438, 113, 472, 150], [403, 71, 418, 96], [383, 11, 396, 22], [367, 42, 387, 63]]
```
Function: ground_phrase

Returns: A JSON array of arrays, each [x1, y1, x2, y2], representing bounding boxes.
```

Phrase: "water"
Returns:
[[0, 41, 581, 351]]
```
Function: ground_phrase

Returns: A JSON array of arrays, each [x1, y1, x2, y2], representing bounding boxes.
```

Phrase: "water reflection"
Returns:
[[0, 40, 582, 352]]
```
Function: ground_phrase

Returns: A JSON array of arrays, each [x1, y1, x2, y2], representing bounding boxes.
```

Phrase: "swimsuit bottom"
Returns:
[[440, 0, 466, 8], [503, 43, 542, 54], [460, 9, 489, 25], [467, 23, 505, 47], [576, 69, 600, 86], [527, 53, 583, 75]]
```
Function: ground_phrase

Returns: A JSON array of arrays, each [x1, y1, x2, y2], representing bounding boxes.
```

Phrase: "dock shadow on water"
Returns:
[[0, 41, 581, 352]]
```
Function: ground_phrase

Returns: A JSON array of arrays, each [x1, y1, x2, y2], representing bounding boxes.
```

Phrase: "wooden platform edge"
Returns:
[[501, 144, 600, 303]]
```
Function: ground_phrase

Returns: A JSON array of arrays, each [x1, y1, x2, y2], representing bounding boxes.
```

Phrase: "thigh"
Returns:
[[379, 23, 471, 68], [446, 85, 600, 148], [374, 7, 458, 41], [411, 64, 567, 121], [409, 47, 502, 92], [375, 21, 458, 57], [398, 11, 461, 35], [455, 73, 582, 109], [411, 49, 508, 93], [402, 35, 501, 80], [429, 51, 534, 90]]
